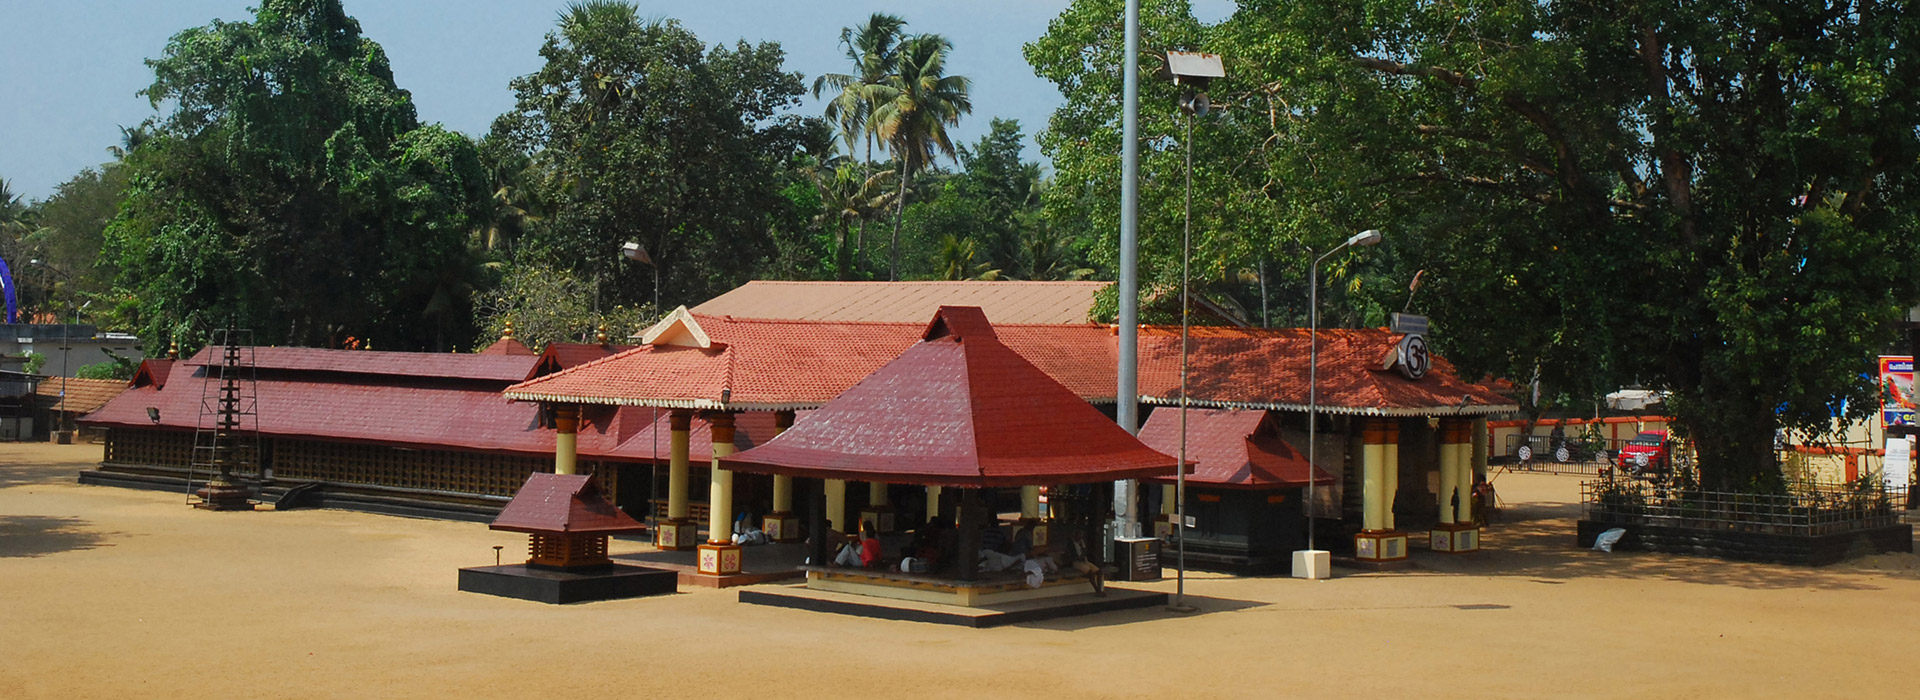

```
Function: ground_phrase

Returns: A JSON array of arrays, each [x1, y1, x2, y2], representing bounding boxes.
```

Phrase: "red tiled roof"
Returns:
[[526, 342, 635, 381], [131, 359, 172, 389], [1135, 326, 1513, 416], [1137, 408, 1334, 488], [720, 307, 1178, 487], [690, 280, 1108, 324], [506, 314, 1116, 410], [490, 473, 644, 534], [36, 377, 131, 415], [479, 337, 537, 356], [185, 345, 539, 383]]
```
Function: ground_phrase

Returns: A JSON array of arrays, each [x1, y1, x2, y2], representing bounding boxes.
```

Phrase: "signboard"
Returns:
[[1389, 312, 1429, 335], [1395, 334, 1431, 380], [1113, 537, 1162, 582], [1884, 436, 1911, 492], [1881, 356, 1915, 428]]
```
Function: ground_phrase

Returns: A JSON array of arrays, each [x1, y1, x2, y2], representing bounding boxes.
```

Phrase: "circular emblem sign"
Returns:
[[1396, 333, 1431, 380]]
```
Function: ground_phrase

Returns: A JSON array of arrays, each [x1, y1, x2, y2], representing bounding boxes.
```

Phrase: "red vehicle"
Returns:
[[1613, 431, 1672, 477]]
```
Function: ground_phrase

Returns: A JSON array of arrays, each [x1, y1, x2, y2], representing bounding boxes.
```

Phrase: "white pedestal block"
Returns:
[[1292, 549, 1330, 580]]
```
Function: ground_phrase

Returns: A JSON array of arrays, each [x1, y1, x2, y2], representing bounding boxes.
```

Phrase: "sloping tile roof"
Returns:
[[1135, 326, 1513, 416], [720, 307, 1178, 487], [527, 342, 635, 381], [479, 336, 537, 356], [185, 346, 539, 383], [490, 473, 644, 534], [1137, 408, 1334, 488], [36, 377, 131, 415], [85, 349, 785, 462], [689, 280, 1108, 324]]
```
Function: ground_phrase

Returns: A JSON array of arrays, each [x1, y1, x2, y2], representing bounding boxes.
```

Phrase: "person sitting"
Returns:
[[832, 519, 882, 569], [1063, 529, 1106, 596]]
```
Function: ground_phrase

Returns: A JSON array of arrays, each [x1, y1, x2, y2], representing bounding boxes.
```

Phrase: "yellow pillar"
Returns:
[[706, 412, 736, 545], [1160, 484, 1176, 516], [771, 411, 794, 513], [667, 411, 691, 519], [1438, 421, 1459, 526], [925, 485, 942, 521], [868, 481, 890, 506], [552, 405, 580, 475], [825, 479, 847, 532], [1361, 420, 1387, 532], [1383, 421, 1400, 531], [1472, 417, 1490, 480], [1454, 437, 1474, 524], [1021, 485, 1042, 519]]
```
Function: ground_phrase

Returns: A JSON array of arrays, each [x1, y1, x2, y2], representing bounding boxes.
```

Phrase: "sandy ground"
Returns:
[[3, 442, 1918, 699]]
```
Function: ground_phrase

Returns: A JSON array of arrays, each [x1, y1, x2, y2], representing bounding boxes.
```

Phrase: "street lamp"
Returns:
[[621, 241, 659, 313], [1294, 229, 1384, 580], [1166, 50, 1224, 614], [28, 259, 79, 442]]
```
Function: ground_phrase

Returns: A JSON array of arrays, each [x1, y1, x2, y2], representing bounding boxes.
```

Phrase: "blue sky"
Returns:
[[1, 0, 1235, 200]]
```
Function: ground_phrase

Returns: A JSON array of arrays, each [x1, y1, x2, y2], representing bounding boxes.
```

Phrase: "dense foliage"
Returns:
[[1032, 0, 1920, 489]]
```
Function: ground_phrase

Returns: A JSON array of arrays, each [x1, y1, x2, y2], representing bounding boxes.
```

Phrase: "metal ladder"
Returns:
[[186, 328, 260, 506]]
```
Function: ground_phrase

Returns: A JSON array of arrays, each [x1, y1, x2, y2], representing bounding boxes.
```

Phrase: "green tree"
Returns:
[[104, 0, 488, 353], [1035, 0, 1920, 490], [871, 33, 973, 280], [491, 1, 805, 307], [814, 13, 910, 274], [30, 166, 128, 312]]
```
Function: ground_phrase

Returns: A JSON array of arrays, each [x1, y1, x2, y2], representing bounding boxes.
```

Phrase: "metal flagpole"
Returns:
[[1173, 108, 1194, 611], [1114, 0, 1143, 541]]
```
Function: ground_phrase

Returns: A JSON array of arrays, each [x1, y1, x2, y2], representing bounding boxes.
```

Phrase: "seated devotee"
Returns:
[[859, 520, 884, 569], [900, 519, 947, 574], [731, 512, 769, 546], [1061, 529, 1106, 596]]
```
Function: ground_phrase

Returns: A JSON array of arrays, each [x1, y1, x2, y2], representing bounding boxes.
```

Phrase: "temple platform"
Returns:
[[458, 563, 677, 604], [738, 583, 1167, 628], [613, 541, 809, 589]]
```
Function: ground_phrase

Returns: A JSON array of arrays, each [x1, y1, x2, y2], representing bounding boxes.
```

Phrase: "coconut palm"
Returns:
[[808, 161, 896, 280], [870, 33, 972, 280], [813, 13, 908, 272]]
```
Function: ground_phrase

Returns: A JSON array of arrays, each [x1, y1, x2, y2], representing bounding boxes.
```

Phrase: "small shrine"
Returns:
[[458, 473, 676, 603]]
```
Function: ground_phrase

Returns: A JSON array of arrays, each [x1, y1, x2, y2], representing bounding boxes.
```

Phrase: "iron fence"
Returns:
[[1499, 433, 1694, 477], [1582, 475, 1906, 536]]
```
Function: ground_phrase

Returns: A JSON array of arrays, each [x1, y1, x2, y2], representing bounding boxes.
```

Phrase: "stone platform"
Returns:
[[738, 584, 1167, 628], [458, 563, 677, 604]]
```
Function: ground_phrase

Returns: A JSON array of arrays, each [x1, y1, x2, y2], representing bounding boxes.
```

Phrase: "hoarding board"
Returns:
[[1882, 356, 1915, 428]]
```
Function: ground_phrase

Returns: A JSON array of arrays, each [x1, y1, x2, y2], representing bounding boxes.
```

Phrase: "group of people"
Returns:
[[827, 517, 1110, 595]]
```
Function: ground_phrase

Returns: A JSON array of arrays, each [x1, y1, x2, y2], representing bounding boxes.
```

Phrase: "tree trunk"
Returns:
[[890, 163, 910, 281], [1681, 397, 1782, 493], [835, 219, 853, 281]]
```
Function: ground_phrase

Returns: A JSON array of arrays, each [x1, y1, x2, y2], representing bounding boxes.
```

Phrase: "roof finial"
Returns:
[[595, 323, 610, 344], [501, 320, 516, 340], [167, 340, 179, 359]]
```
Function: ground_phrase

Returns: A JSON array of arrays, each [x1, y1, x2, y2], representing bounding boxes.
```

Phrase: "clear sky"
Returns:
[[1, 0, 1236, 201]]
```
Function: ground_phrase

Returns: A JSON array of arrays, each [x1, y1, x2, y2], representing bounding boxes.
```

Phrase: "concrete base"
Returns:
[[740, 584, 1166, 628], [458, 564, 676, 604], [655, 519, 698, 550], [762, 511, 801, 543], [1291, 549, 1330, 579], [1430, 524, 1481, 553], [193, 481, 255, 511], [805, 568, 1094, 607], [697, 542, 743, 575], [1353, 530, 1409, 563]]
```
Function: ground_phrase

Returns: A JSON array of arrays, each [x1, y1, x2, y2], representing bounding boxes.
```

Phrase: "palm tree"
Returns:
[[870, 33, 972, 280], [809, 161, 896, 280], [106, 123, 154, 160], [813, 13, 908, 271], [935, 234, 1000, 281]]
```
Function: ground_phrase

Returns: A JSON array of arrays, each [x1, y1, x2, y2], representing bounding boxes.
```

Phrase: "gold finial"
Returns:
[[501, 320, 516, 340], [365, 338, 373, 351], [167, 340, 179, 359], [595, 323, 610, 344]]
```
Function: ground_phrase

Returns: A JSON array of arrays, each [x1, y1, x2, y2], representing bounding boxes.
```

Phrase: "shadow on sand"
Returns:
[[1407, 498, 1900, 591], [1011, 592, 1268, 632], [0, 515, 114, 558], [0, 458, 87, 490]]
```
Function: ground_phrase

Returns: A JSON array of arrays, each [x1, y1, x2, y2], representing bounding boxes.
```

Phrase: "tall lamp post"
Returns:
[[28, 259, 78, 443], [1293, 229, 1383, 580], [1165, 50, 1224, 613]]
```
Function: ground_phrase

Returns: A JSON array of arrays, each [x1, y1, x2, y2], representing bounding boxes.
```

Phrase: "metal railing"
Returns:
[[1582, 474, 1906, 536]]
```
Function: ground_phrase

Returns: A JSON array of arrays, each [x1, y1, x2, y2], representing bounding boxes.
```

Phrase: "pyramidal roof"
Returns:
[[489, 473, 645, 535], [1137, 408, 1334, 489], [720, 306, 1177, 487]]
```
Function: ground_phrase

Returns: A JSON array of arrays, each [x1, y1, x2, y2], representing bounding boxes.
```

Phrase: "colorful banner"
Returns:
[[1881, 356, 1915, 428]]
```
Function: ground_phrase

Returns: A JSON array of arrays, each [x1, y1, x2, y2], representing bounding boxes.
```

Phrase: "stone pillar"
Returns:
[[698, 411, 742, 576], [1382, 420, 1400, 531], [552, 405, 580, 476], [655, 410, 698, 550], [861, 481, 895, 533], [1153, 483, 1176, 540], [824, 479, 847, 533], [1431, 419, 1481, 554], [1018, 484, 1049, 547], [1354, 418, 1409, 563], [763, 411, 801, 542]]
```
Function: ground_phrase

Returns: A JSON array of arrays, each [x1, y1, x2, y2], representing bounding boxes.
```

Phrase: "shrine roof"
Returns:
[[490, 473, 644, 534], [1137, 408, 1335, 489], [184, 345, 539, 383], [35, 377, 131, 416], [719, 307, 1178, 487], [690, 280, 1107, 324]]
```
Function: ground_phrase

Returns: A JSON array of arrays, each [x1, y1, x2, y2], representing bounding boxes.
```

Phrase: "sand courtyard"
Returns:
[[3, 441, 1918, 699]]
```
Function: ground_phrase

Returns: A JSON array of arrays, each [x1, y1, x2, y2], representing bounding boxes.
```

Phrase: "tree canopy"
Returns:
[[103, 0, 488, 352]]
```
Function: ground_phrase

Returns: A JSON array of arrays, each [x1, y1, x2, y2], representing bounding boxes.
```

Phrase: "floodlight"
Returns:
[[1348, 229, 1384, 247]]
